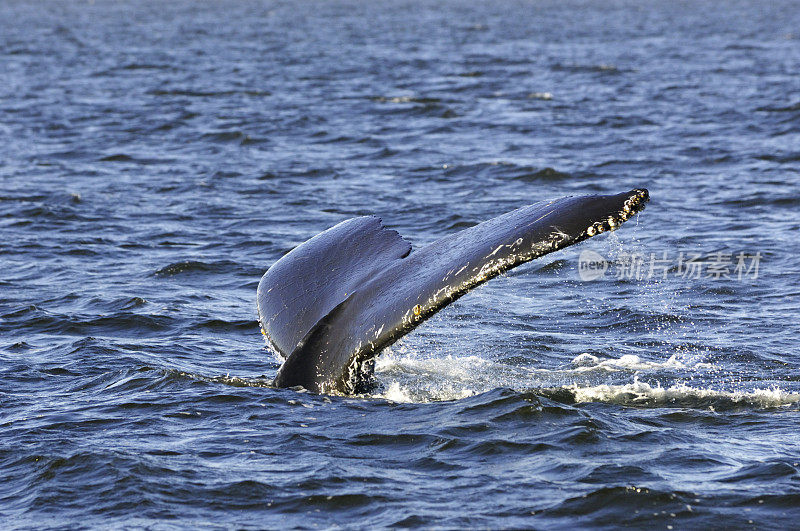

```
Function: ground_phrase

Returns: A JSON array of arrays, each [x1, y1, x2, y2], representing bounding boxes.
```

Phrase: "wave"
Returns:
[[408, 161, 573, 182], [755, 102, 800, 113], [552, 381, 800, 409], [379, 377, 799, 410], [0, 304, 175, 336], [148, 89, 271, 98], [372, 350, 799, 409], [171, 371, 275, 390], [550, 63, 631, 74], [81, 354, 799, 413], [153, 260, 239, 276]]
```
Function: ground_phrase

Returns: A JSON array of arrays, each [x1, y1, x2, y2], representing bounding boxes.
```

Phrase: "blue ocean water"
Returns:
[[2, 0, 800, 527]]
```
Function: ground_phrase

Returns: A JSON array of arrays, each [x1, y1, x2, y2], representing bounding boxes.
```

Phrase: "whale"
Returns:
[[257, 188, 649, 394]]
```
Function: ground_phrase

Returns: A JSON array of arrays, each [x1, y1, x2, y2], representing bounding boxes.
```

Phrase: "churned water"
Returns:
[[2, 0, 800, 527]]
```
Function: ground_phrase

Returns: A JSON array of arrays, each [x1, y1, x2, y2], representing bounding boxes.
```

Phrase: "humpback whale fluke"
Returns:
[[258, 189, 649, 394]]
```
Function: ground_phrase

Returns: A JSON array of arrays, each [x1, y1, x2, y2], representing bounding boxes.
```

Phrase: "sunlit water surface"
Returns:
[[2, 0, 800, 527]]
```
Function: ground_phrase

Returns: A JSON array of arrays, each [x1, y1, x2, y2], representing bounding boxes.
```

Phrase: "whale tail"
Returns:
[[257, 216, 412, 361], [258, 189, 649, 394]]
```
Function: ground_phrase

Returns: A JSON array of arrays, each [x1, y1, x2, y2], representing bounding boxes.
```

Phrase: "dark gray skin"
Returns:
[[258, 189, 649, 394]]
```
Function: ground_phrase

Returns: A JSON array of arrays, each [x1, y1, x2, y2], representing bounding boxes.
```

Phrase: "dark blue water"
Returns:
[[2, 0, 800, 527]]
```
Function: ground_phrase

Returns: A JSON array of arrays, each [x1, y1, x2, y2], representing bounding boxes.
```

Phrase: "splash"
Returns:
[[567, 353, 714, 372], [372, 348, 799, 409], [562, 380, 800, 408]]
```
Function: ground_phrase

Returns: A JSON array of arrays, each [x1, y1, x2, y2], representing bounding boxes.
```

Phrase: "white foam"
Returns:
[[373, 350, 485, 402], [568, 352, 712, 372], [373, 349, 798, 408], [382, 382, 413, 402], [571, 353, 599, 367], [566, 381, 800, 408]]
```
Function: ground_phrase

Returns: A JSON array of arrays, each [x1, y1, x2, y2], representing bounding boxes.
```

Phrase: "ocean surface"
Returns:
[[2, 0, 800, 527]]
